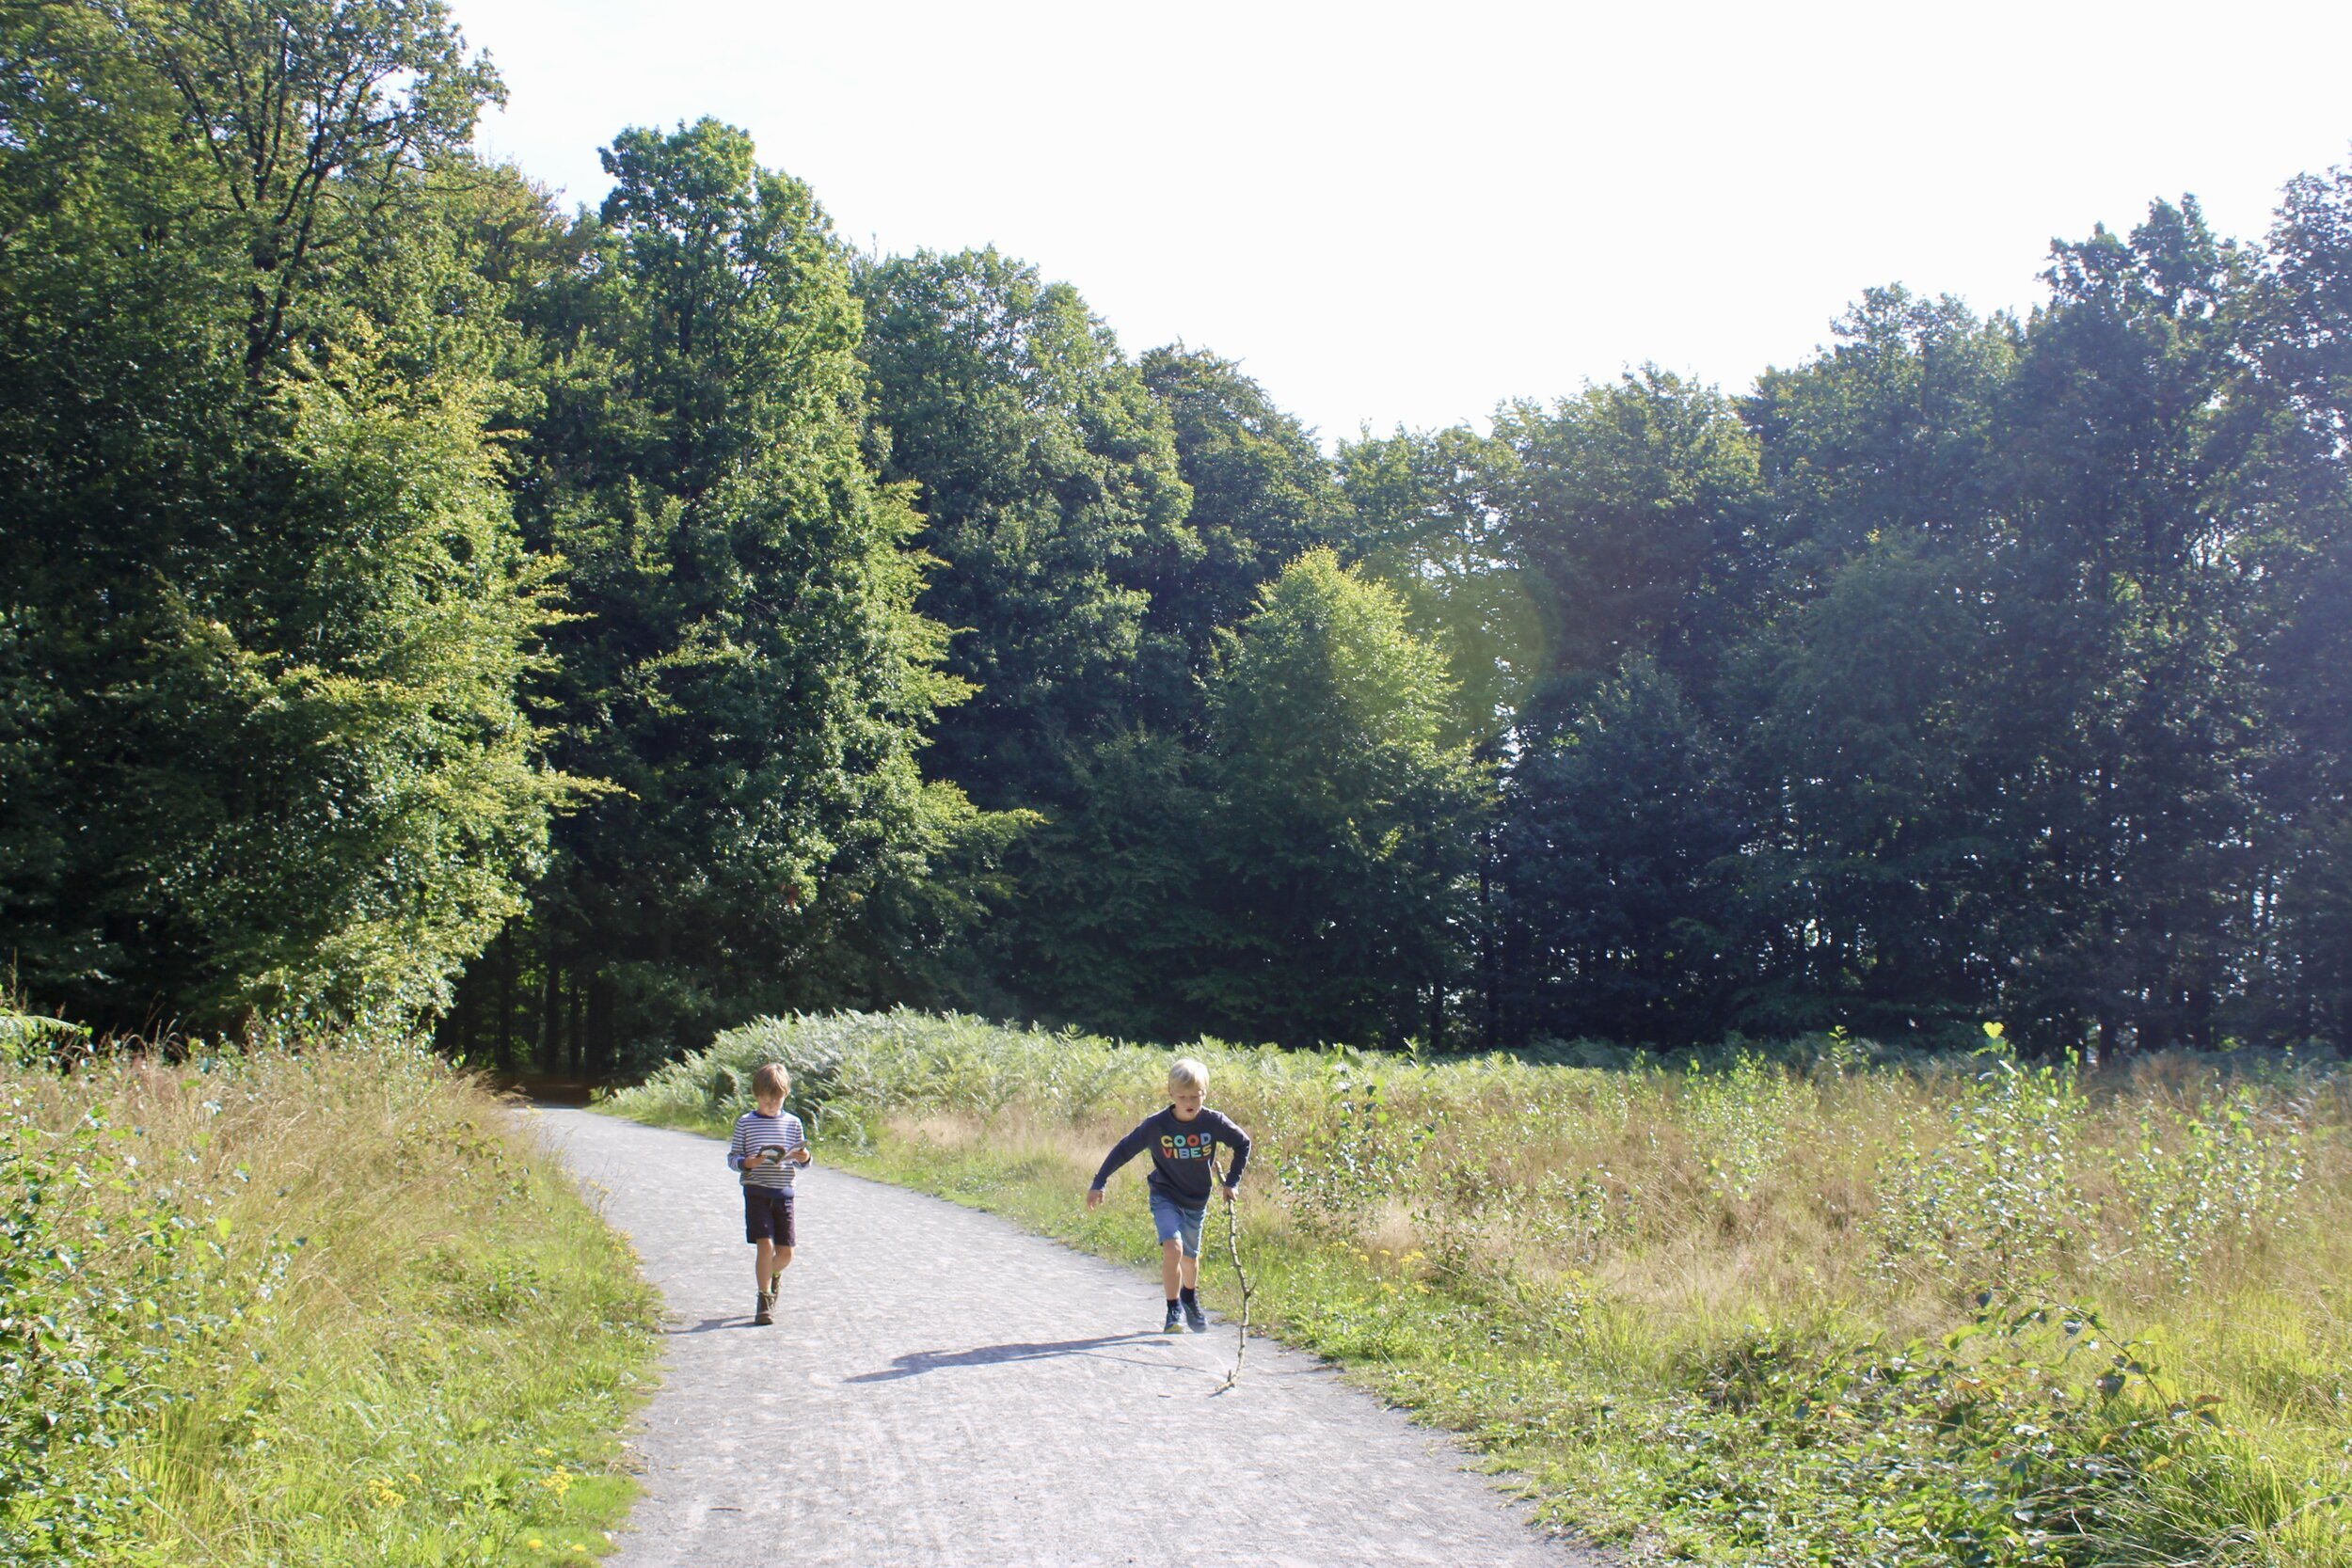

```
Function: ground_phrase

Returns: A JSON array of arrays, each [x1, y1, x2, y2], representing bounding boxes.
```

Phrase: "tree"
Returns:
[[1339, 425, 1542, 749], [2236, 163, 2352, 1044], [1497, 658, 1745, 1044], [977, 348, 1349, 1034], [1745, 287, 2018, 596], [994, 731, 1215, 1038], [1987, 199, 2266, 1050], [1495, 369, 1766, 708], [488, 119, 980, 1067], [1133, 345, 1348, 730], [855, 248, 1191, 813], [0, 0, 561, 1032], [1738, 535, 2010, 1039], [1195, 550, 1485, 1047]]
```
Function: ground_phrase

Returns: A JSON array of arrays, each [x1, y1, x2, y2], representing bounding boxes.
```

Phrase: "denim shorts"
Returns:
[[1150, 1190, 1207, 1258]]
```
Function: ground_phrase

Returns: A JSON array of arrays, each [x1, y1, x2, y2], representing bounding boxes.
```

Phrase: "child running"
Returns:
[[1086, 1056, 1251, 1333], [727, 1063, 811, 1325]]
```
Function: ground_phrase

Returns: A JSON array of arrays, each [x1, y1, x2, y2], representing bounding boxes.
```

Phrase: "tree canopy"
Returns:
[[6, 0, 2349, 1062]]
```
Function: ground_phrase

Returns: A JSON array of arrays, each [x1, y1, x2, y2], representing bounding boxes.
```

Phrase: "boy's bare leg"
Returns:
[[1161, 1238, 1183, 1300], [1180, 1252, 1200, 1291], [755, 1238, 794, 1294]]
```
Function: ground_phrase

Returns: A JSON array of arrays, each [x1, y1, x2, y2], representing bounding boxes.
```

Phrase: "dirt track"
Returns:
[[531, 1107, 1595, 1568]]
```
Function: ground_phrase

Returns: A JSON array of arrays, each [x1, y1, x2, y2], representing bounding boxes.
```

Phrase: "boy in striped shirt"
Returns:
[[727, 1063, 810, 1325]]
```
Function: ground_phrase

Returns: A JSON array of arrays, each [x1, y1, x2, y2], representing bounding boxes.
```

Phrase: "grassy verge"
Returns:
[[3, 1025, 660, 1567], [607, 1009, 2352, 1567]]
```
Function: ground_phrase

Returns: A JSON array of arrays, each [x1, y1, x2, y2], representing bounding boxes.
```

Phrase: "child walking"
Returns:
[[1086, 1056, 1251, 1333], [727, 1063, 810, 1325]]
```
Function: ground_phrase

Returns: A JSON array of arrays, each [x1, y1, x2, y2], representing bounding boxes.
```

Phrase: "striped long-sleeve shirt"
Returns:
[[727, 1107, 808, 1191]]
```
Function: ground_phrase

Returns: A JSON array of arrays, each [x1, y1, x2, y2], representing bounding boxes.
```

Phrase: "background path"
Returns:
[[530, 1107, 1595, 1568]]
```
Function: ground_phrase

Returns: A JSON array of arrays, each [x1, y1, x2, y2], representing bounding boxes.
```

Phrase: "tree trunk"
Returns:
[[541, 927, 563, 1074], [495, 932, 515, 1074], [569, 966, 587, 1079]]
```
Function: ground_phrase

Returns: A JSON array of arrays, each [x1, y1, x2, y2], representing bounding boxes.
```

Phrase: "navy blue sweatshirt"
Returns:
[[1090, 1107, 1251, 1207]]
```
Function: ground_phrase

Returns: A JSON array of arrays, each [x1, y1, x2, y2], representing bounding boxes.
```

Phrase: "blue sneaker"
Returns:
[[1162, 1301, 1184, 1334], [1184, 1297, 1208, 1334]]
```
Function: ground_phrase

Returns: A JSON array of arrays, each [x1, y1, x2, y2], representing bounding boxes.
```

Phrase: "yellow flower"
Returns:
[[528, 1540, 544, 1552], [366, 1478, 405, 1508]]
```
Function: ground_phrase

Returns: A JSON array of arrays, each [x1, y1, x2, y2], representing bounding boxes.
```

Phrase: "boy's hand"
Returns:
[[1084, 1186, 1103, 1211], [1220, 1184, 1238, 1205], [792, 1146, 812, 1165]]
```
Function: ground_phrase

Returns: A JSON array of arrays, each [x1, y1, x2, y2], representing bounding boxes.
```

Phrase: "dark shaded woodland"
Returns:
[[7, 2, 2348, 1067]]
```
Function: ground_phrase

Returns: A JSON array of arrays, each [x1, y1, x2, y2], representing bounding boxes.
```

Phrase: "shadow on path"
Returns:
[[845, 1333, 1179, 1383], [664, 1315, 752, 1337]]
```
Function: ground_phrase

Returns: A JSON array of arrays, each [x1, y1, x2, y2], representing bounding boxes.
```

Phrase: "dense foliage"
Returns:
[[0, 0, 561, 1032], [3, 0, 2347, 1062]]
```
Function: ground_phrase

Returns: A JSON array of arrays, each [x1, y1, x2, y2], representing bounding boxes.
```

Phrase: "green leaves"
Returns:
[[0, 0, 553, 1035], [1197, 550, 1485, 1047], [856, 245, 1189, 811], [489, 119, 987, 1065]]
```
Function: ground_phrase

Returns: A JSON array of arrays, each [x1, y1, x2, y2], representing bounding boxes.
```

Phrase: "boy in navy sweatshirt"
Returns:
[[1086, 1056, 1251, 1333]]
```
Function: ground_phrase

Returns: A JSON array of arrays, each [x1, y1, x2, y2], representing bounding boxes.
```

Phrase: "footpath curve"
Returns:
[[531, 1107, 1596, 1568]]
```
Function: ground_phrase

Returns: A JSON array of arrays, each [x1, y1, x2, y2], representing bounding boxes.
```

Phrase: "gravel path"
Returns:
[[529, 1107, 1595, 1568]]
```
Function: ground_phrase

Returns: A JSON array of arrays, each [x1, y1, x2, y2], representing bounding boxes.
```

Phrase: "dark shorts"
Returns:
[[742, 1186, 796, 1246]]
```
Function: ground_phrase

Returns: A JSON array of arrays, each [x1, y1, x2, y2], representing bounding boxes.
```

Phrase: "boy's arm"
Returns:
[[1089, 1118, 1156, 1192], [1216, 1113, 1252, 1190], [725, 1118, 751, 1172]]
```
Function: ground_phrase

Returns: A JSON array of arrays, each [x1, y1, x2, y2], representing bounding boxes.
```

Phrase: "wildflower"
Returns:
[[528, 1540, 544, 1552]]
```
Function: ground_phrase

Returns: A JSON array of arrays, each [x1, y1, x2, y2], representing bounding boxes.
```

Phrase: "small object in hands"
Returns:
[[760, 1145, 788, 1165]]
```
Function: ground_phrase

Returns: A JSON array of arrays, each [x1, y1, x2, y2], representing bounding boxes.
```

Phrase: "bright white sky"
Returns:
[[462, 0, 2352, 447]]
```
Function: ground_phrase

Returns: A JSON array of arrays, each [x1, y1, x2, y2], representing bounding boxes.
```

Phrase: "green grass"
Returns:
[[606, 1009, 2352, 1567], [3, 1029, 660, 1566]]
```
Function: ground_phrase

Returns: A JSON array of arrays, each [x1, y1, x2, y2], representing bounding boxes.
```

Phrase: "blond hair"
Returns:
[[753, 1063, 791, 1101], [1168, 1056, 1209, 1094]]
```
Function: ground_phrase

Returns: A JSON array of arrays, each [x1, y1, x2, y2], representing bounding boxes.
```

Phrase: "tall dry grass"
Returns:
[[612, 1010, 2351, 1565], [3, 1031, 657, 1567]]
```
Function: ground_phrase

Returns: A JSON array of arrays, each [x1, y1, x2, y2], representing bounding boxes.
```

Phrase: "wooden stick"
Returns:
[[1214, 1155, 1253, 1391]]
